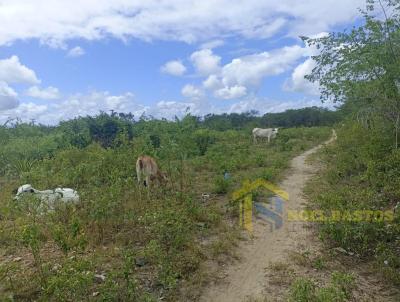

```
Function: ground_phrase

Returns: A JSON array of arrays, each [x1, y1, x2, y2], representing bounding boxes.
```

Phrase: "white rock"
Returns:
[[94, 274, 106, 282]]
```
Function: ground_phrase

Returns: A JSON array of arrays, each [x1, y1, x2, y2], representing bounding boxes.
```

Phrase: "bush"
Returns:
[[307, 121, 400, 284], [213, 176, 231, 194], [193, 129, 216, 156]]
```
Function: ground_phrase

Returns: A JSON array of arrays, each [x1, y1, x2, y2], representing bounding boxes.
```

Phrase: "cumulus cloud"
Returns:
[[0, 90, 334, 125], [0, 82, 17, 98], [0, 56, 40, 84], [0, 1, 364, 46], [151, 100, 195, 119], [168, 36, 324, 101], [190, 49, 221, 76], [0, 91, 147, 125], [67, 46, 85, 57], [149, 96, 329, 119], [282, 32, 329, 95], [149, 95, 331, 120], [160, 60, 186, 76], [54, 91, 146, 121], [214, 85, 247, 100], [196, 44, 307, 100], [203, 75, 223, 90], [26, 86, 61, 100], [0, 82, 19, 111], [283, 58, 319, 95], [181, 84, 204, 99], [149, 98, 222, 119], [221, 45, 305, 88], [7, 102, 48, 118], [0, 90, 215, 124]]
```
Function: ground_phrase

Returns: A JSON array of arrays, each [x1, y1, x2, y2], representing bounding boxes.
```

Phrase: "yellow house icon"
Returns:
[[232, 179, 289, 233]]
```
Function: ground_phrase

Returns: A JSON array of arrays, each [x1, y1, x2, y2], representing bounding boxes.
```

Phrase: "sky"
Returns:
[[0, 0, 366, 125]]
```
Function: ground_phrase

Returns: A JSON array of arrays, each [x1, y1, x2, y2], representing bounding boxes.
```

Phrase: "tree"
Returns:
[[303, 0, 400, 147], [260, 107, 340, 127]]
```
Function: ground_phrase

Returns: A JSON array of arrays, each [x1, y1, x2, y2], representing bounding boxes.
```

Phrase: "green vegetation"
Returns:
[[288, 272, 355, 302], [4, 0, 400, 298], [0, 110, 330, 301], [306, 122, 400, 284], [303, 0, 400, 287], [261, 107, 340, 128]]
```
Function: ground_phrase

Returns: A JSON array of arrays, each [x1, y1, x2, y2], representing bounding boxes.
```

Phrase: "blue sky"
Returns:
[[0, 0, 366, 124]]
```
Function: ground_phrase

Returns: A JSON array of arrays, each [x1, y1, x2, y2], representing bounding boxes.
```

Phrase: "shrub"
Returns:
[[193, 129, 216, 156], [213, 176, 231, 194]]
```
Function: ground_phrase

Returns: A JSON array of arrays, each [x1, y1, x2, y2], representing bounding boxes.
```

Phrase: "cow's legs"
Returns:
[[145, 175, 151, 188], [253, 134, 257, 144]]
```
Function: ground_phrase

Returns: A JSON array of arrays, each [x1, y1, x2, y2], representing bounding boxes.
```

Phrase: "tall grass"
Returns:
[[0, 124, 330, 301], [306, 121, 400, 285]]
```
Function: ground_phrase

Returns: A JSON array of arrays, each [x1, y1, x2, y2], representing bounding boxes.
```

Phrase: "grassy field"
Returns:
[[304, 121, 400, 287], [0, 119, 330, 301]]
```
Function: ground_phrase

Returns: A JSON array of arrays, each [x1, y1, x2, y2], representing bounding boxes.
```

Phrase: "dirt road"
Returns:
[[200, 134, 336, 302]]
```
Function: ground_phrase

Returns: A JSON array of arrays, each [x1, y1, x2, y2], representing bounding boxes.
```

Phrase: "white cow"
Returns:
[[252, 128, 279, 144], [14, 184, 80, 209]]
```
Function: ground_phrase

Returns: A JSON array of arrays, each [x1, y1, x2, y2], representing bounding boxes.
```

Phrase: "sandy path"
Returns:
[[200, 134, 336, 302]]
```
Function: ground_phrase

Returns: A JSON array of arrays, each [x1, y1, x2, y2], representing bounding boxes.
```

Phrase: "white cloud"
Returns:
[[0, 56, 40, 84], [221, 45, 305, 87], [149, 95, 329, 118], [26, 86, 61, 100], [150, 95, 331, 121], [54, 91, 146, 121], [151, 100, 195, 119], [0, 1, 364, 46], [214, 85, 247, 100], [282, 32, 329, 95], [144, 95, 332, 119], [181, 84, 204, 99], [0, 81, 17, 98], [190, 49, 221, 76], [200, 39, 224, 49], [0, 91, 147, 124], [240, 17, 287, 39], [228, 98, 269, 114], [160, 60, 186, 76], [197, 44, 306, 100], [149, 98, 222, 119], [0, 82, 19, 111], [0, 90, 335, 124], [284, 58, 319, 95], [7, 102, 48, 118], [203, 74, 223, 90], [67, 46, 85, 57]]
